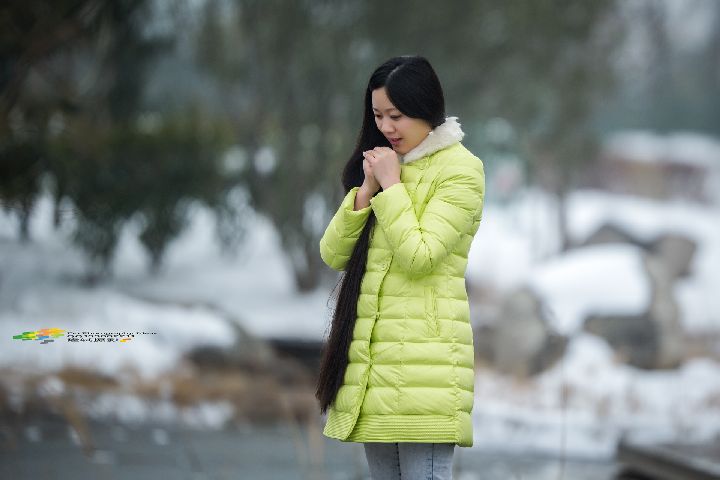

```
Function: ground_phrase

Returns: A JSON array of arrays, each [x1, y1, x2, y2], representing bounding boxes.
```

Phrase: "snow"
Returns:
[[467, 187, 720, 334], [568, 190, 720, 333], [2, 173, 720, 451], [468, 187, 559, 290], [527, 244, 650, 334], [1, 196, 239, 429], [601, 129, 720, 204], [112, 203, 335, 341], [473, 333, 720, 458], [1, 283, 236, 379], [604, 130, 720, 169], [567, 190, 720, 246], [0, 193, 335, 342], [82, 392, 235, 429]]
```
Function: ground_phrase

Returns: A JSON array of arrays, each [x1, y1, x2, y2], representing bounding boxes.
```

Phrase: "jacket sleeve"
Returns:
[[369, 161, 484, 277], [319, 186, 372, 272]]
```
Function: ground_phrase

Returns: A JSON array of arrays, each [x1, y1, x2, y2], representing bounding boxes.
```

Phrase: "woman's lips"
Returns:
[[388, 138, 402, 145]]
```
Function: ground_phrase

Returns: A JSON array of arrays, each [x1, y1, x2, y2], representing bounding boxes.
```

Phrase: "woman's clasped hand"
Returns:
[[362, 147, 401, 191]]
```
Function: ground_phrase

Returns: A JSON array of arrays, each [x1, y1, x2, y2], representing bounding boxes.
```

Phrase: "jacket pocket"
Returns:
[[425, 286, 439, 337]]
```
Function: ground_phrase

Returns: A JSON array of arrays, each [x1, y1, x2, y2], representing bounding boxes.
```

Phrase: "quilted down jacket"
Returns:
[[319, 116, 485, 447]]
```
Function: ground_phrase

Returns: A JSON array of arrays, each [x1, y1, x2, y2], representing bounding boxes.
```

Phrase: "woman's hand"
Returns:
[[361, 156, 381, 195], [363, 147, 401, 190]]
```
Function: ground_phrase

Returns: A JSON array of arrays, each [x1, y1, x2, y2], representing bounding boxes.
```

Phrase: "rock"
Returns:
[[583, 251, 686, 369], [492, 287, 567, 377], [643, 252, 686, 368], [650, 233, 697, 279], [574, 223, 693, 369], [584, 313, 658, 368], [531, 332, 569, 374], [579, 223, 647, 249], [473, 323, 496, 367], [580, 223, 697, 281], [186, 321, 277, 373], [266, 338, 324, 373]]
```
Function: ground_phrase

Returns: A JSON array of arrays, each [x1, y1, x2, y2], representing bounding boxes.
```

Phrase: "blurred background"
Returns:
[[1, 0, 719, 479]]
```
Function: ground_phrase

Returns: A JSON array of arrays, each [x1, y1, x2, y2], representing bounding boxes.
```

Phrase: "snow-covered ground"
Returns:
[[468, 187, 720, 334], [473, 333, 720, 458], [1, 186, 719, 457], [527, 243, 650, 335], [466, 188, 720, 456], [0, 194, 333, 342]]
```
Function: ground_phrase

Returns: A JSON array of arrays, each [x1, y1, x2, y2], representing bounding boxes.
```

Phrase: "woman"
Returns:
[[316, 55, 485, 479]]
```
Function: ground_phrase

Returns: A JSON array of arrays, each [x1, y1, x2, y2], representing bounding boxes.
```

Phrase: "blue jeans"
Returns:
[[363, 442, 455, 479]]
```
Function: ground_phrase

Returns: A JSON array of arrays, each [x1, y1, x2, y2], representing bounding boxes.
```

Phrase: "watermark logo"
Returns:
[[13, 328, 66, 344], [12, 329, 155, 344]]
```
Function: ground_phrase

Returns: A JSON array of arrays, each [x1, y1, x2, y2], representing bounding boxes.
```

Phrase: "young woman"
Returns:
[[316, 55, 485, 479]]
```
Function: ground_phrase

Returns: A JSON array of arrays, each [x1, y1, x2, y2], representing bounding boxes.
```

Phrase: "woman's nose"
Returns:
[[379, 122, 394, 134]]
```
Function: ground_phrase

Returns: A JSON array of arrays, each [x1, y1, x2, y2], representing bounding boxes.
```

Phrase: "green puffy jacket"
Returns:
[[319, 116, 485, 447]]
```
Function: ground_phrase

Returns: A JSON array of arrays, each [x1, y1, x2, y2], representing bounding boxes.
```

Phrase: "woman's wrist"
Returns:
[[380, 178, 401, 190], [355, 186, 372, 210], [360, 182, 380, 196]]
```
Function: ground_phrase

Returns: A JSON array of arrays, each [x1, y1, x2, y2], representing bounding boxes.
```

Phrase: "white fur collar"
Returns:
[[398, 116, 465, 164]]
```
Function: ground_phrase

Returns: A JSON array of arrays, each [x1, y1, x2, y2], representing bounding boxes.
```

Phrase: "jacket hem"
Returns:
[[323, 412, 474, 447]]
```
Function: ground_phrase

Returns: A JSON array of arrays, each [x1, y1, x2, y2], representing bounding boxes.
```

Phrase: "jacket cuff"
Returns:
[[369, 182, 410, 234], [339, 186, 372, 235]]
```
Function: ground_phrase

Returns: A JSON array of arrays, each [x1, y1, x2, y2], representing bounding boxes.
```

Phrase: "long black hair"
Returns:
[[316, 55, 446, 415]]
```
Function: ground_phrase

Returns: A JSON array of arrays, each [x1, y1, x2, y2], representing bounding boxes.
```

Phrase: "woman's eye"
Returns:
[[390, 116, 401, 120]]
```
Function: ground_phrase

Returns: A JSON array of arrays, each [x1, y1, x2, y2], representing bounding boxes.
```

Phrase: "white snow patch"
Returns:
[[527, 244, 650, 334], [473, 333, 720, 458]]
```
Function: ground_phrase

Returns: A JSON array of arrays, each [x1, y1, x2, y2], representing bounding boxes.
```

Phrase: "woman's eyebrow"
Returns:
[[372, 107, 398, 112]]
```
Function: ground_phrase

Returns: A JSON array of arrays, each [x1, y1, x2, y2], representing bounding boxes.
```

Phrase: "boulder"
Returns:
[[583, 251, 686, 369], [584, 313, 658, 368], [186, 321, 277, 373], [643, 252, 686, 368], [579, 222, 646, 249], [491, 287, 567, 377], [650, 233, 697, 279]]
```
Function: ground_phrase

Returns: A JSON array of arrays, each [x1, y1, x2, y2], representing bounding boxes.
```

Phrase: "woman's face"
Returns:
[[371, 87, 432, 155]]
